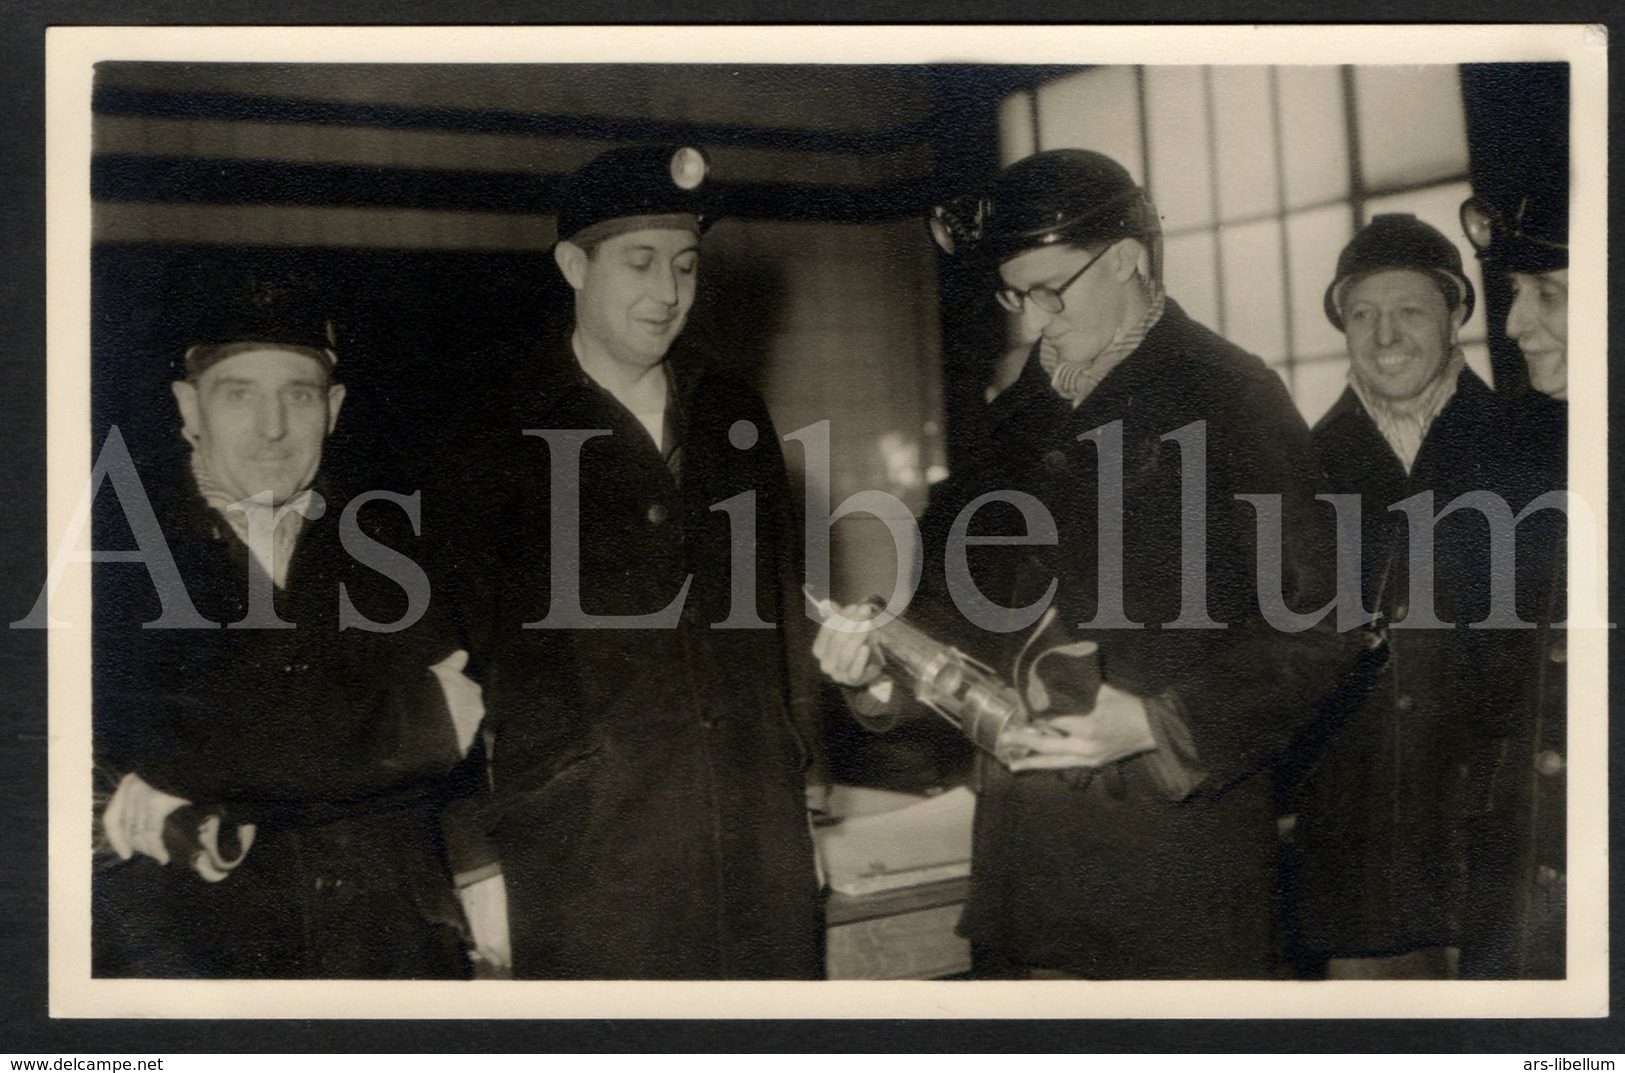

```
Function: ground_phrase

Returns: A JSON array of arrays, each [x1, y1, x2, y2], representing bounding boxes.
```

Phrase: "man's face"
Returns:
[[998, 241, 1132, 369], [1506, 268, 1568, 398], [566, 228, 699, 369], [171, 347, 344, 505], [1341, 269, 1461, 404]]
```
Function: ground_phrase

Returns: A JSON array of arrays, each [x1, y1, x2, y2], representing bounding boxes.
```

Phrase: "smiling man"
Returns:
[[1291, 214, 1567, 978], [93, 279, 474, 978], [436, 146, 822, 979], [1463, 191, 1570, 401]]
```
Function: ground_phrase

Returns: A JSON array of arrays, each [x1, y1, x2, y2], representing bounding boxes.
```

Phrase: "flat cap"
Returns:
[[183, 275, 337, 380]]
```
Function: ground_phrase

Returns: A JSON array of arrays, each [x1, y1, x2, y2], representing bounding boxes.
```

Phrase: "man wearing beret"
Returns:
[[93, 278, 477, 978], [1290, 214, 1565, 978], [437, 146, 823, 979]]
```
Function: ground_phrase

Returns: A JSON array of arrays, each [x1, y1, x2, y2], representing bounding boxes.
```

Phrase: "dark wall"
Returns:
[[93, 243, 564, 495], [922, 68, 1019, 477]]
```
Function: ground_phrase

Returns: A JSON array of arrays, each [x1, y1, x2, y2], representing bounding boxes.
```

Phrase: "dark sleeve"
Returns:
[[439, 731, 501, 883], [419, 459, 513, 877], [94, 496, 474, 807], [754, 395, 825, 774], [421, 459, 510, 682], [1155, 374, 1367, 795]]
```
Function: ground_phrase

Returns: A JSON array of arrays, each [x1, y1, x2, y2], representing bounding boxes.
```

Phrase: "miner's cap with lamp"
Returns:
[[556, 145, 712, 247], [1324, 213, 1476, 332], [928, 149, 1162, 274], [1460, 192, 1568, 275], [182, 275, 339, 382]]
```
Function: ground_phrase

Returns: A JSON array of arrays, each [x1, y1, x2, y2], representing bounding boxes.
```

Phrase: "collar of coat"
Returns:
[[189, 449, 319, 589], [136, 448, 343, 587], [1318, 364, 1493, 467], [1345, 349, 1467, 474], [1002, 297, 1226, 429], [512, 323, 708, 432], [1039, 281, 1168, 409]]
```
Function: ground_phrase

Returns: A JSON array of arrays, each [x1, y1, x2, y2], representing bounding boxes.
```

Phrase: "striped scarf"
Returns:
[[1039, 283, 1167, 408], [189, 452, 317, 590], [1348, 348, 1465, 474]]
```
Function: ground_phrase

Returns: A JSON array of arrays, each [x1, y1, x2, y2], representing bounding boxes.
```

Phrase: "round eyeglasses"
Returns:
[[995, 241, 1117, 315]]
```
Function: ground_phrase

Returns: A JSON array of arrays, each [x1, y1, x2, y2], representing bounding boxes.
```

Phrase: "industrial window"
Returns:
[[1001, 65, 1488, 424]]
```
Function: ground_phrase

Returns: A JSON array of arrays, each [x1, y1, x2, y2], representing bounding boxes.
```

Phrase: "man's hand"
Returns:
[[457, 872, 512, 976], [999, 683, 1157, 772], [811, 600, 885, 688], [102, 772, 189, 865]]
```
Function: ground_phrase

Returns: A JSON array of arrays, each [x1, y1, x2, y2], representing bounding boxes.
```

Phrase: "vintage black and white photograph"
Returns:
[[38, 24, 1607, 1020]]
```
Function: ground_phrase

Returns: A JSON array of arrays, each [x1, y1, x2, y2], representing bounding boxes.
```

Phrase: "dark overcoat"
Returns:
[[1489, 391, 1567, 979], [93, 454, 470, 979], [923, 301, 1355, 978], [1292, 370, 1565, 974], [435, 330, 823, 980]]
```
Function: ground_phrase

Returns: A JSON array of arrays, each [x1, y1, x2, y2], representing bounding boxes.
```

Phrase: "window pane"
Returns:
[[1365, 179, 1485, 344], [1355, 65, 1468, 190], [1145, 66, 1214, 231], [1162, 229, 1220, 333], [1285, 203, 1354, 360], [1212, 66, 1280, 221], [1218, 218, 1287, 362], [1291, 356, 1351, 426], [999, 90, 1036, 167], [1036, 67, 1143, 183], [1278, 66, 1349, 208]]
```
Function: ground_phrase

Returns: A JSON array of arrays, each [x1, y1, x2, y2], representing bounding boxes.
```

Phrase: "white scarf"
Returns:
[[1348, 348, 1465, 474], [1039, 283, 1167, 408], [189, 452, 318, 589]]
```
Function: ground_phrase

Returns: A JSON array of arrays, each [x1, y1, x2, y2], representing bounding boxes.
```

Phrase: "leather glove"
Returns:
[[165, 806, 256, 883], [102, 773, 256, 882]]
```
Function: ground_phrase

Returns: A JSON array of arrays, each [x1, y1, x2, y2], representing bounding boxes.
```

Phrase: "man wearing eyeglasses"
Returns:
[[815, 149, 1355, 978]]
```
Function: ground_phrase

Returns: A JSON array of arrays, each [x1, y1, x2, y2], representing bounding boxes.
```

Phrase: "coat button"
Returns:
[[1549, 641, 1567, 664], [1535, 750, 1565, 777], [1043, 449, 1068, 471], [1394, 694, 1415, 713], [1391, 601, 1409, 621], [646, 503, 669, 525], [1536, 864, 1562, 887]]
